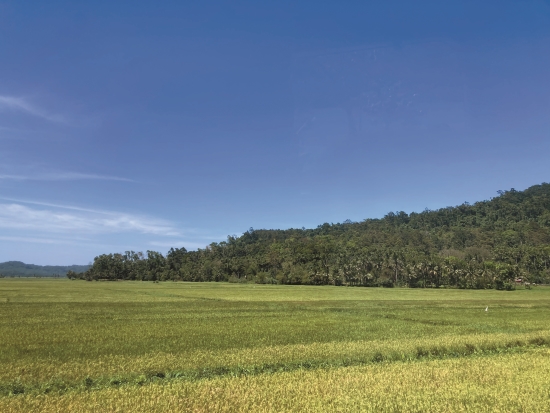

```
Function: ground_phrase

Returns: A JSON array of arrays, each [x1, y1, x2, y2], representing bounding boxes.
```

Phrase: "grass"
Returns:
[[1, 279, 550, 411]]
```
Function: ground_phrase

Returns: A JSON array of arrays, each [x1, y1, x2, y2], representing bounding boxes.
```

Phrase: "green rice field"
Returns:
[[1, 279, 550, 412]]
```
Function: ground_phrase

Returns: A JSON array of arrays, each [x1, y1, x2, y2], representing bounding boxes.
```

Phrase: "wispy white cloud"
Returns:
[[0, 197, 112, 214], [0, 236, 133, 253], [0, 172, 133, 182], [0, 202, 180, 236], [0, 95, 66, 123], [0, 235, 75, 245]]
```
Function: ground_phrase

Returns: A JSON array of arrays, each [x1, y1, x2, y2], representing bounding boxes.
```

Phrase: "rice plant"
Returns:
[[1, 279, 549, 411]]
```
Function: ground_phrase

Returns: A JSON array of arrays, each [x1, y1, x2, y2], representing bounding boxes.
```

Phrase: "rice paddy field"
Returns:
[[1, 279, 550, 412]]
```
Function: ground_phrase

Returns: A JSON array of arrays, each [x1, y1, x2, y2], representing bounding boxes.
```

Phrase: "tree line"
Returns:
[[69, 183, 550, 289]]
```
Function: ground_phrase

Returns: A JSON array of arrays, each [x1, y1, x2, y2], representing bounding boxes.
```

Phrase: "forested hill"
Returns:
[[0, 262, 90, 277], [78, 183, 550, 288]]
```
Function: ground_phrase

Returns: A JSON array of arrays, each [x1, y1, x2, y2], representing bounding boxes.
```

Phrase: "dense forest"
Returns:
[[71, 184, 550, 289], [0, 261, 90, 277]]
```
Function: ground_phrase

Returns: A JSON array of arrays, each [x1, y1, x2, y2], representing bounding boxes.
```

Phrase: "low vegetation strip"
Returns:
[[1, 335, 549, 397], [2, 331, 550, 396], [2, 349, 550, 412]]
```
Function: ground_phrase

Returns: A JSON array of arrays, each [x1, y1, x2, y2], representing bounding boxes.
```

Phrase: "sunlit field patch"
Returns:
[[2, 350, 550, 412], [1, 279, 550, 411]]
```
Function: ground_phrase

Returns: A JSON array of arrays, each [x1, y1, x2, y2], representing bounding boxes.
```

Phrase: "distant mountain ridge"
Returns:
[[0, 261, 90, 277]]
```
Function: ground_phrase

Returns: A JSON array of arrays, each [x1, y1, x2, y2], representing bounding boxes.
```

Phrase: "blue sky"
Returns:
[[1, 1, 550, 265]]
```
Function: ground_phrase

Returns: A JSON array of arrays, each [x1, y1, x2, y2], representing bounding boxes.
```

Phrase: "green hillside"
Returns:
[[79, 183, 550, 288], [0, 261, 90, 277]]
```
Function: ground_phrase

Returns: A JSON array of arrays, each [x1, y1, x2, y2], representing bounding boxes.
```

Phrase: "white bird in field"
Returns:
[[485, 306, 488, 312]]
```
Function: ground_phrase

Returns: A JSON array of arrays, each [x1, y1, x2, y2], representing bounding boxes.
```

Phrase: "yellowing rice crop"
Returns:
[[1, 279, 550, 411], [3, 350, 550, 412]]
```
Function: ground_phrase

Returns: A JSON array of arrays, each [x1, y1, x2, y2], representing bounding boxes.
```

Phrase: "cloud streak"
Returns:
[[0, 95, 66, 123], [0, 235, 73, 245], [0, 202, 180, 236], [0, 172, 134, 182]]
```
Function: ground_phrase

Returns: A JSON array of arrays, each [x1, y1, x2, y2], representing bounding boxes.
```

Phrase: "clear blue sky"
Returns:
[[1, 1, 550, 265]]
